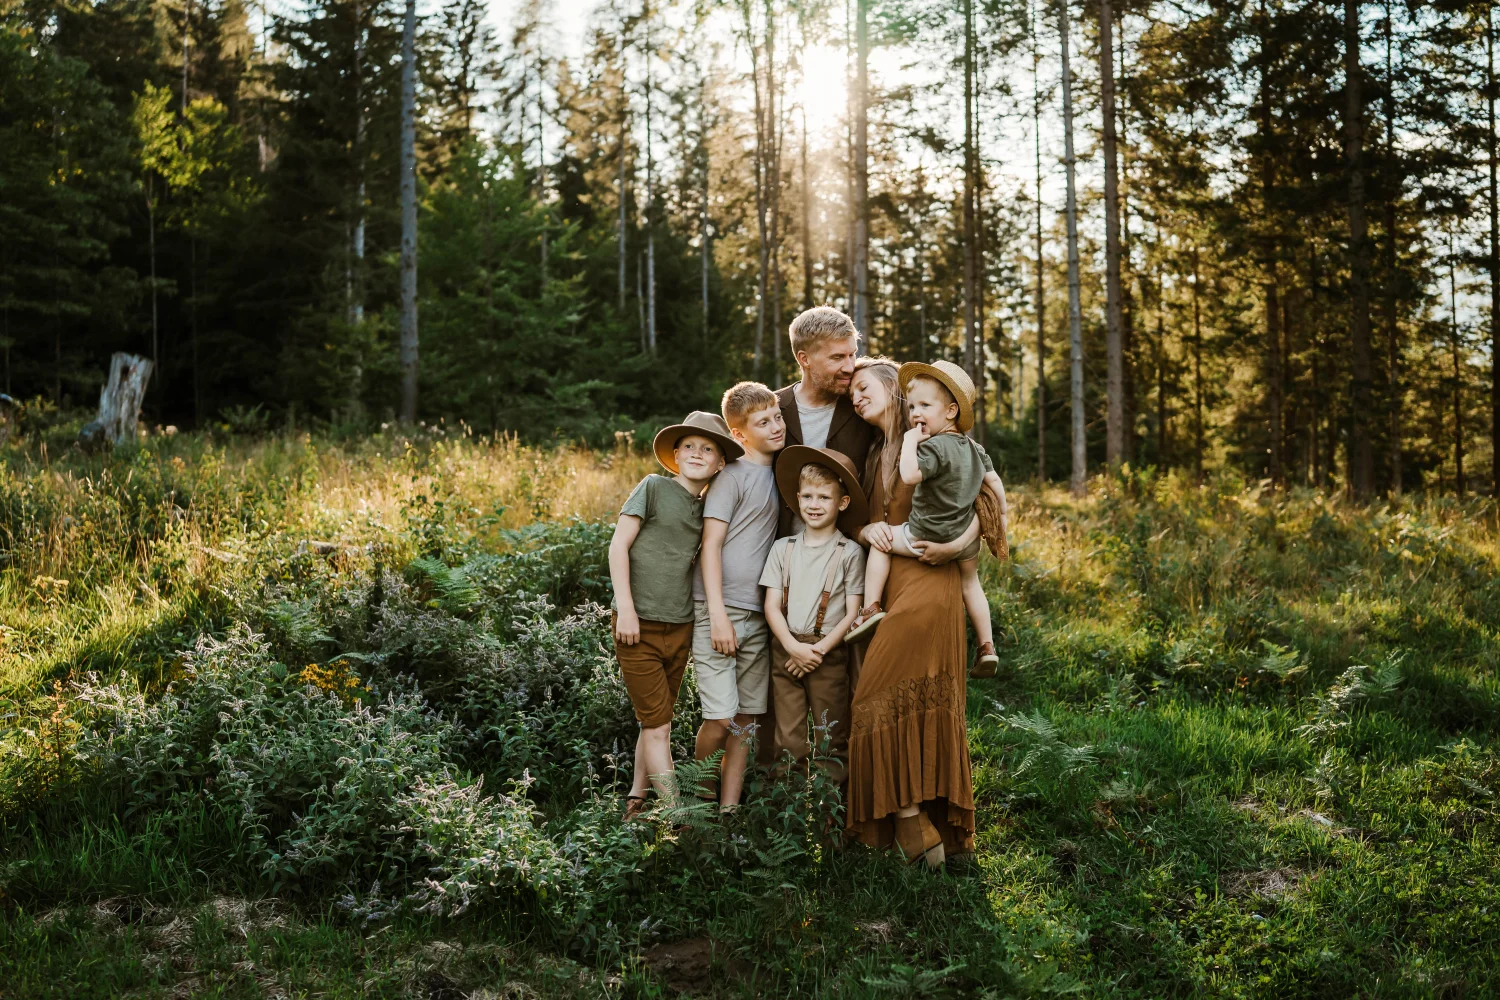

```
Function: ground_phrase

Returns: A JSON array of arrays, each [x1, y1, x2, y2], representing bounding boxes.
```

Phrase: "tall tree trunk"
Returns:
[[1259, 4, 1282, 484], [701, 78, 711, 342], [536, 49, 548, 283], [1191, 242, 1204, 480], [962, 0, 980, 420], [147, 175, 158, 388], [1344, 0, 1375, 498], [769, 12, 784, 373], [1116, 18, 1136, 463], [852, 0, 870, 345], [398, 0, 419, 423], [349, 0, 366, 329], [844, 0, 855, 308], [801, 102, 814, 312], [644, 5, 656, 354], [745, 1, 770, 375], [618, 85, 628, 311], [1099, 0, 1125, 468], [1034, 1, 1047, 481], [1060, 0, 1086, 497], [1451, 239, 1464, 496], [1487, 7, 1498, 496], [1383, 1, 1400, 495], [1155, 256, 1167, 463]]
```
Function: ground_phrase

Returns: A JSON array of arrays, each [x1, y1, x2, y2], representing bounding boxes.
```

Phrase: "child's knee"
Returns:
[[959, 557, 979, 576]]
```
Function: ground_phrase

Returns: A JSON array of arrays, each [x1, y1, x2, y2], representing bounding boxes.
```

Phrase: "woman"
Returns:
[[845, 357, 977, 869]]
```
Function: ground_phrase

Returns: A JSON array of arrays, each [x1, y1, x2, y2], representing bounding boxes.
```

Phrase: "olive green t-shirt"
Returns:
[[613, 474, 705, 624], [907, 432, 992, 545]]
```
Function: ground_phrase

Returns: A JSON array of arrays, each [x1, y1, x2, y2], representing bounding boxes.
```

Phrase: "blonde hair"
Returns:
[[721, 381, 778, 429], [788, 307, 860, 358], [853, 356, 908, 503], [798, 462, 846, 496]]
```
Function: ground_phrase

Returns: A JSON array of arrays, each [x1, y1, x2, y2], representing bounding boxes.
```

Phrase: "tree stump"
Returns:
[[79, 353, 153, 450]]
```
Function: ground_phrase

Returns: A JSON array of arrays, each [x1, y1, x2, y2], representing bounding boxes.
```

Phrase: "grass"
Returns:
[[1, 427, 1497, 998]]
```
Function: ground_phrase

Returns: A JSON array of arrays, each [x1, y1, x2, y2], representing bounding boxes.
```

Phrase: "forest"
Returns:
[[3, 0, 1500, 997], [4, 0, 1498, 492]]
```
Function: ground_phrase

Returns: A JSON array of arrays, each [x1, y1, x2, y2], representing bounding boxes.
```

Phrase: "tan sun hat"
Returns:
[[652, 411, 743, 473], [898, 360, 976, 433], [774, 445, 869, 535]]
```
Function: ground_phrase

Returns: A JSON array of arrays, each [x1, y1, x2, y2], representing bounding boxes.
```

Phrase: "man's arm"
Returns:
[[701, 518, 738, 655], [608, 515, 643, 644]]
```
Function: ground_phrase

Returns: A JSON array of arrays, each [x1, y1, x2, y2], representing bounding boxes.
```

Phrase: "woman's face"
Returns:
[[851, 369, 890, 424]]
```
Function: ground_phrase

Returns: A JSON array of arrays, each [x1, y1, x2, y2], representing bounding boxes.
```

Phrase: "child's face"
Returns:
[[907, 377, 959, 434], [797, 474, 849, 530], [674, 435, 725, 483], [733, 404, 786, 454]]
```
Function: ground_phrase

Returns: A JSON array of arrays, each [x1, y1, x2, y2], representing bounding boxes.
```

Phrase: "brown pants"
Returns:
[[770, 634, 850, 783], [613, 615, 692, 729]]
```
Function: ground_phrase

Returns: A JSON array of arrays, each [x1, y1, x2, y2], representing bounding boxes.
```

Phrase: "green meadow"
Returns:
[[1, 426, 1497, 998]]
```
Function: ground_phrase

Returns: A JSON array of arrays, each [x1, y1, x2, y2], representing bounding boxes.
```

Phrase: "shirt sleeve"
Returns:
[[758, 539, 787, 591], [843, 543, 866, 597], [978, 444, 994, 473], [620, 477, 653, 519], [701, 466, 740, 522], [915, 438, 948, 482]]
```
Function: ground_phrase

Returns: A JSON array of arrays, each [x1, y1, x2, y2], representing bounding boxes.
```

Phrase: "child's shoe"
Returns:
[[969, 641, 998, 678], [843, 602, 885, 645]]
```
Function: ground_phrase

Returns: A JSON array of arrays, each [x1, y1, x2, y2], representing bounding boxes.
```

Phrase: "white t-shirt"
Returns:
[[691, 459, 779, 613], [758, 531, 866, 636], [795, 387, 836, 450]]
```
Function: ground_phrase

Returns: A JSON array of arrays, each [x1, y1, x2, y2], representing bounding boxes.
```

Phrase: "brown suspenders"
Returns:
[[779, 535, 847, 638]]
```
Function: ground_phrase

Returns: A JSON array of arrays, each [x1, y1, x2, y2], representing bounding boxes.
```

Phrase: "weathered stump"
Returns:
[[79, 353, 153, 450]]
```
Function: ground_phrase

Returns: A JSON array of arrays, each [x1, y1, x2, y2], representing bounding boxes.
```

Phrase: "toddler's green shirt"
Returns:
[[907, 432, 992, 545]]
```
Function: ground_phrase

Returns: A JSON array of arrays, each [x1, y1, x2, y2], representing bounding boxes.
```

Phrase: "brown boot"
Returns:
[[894, 811, 945, 869], [970, 641, 998, 678]]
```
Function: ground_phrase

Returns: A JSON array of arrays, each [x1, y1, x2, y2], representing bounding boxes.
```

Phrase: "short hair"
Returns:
[[908, 373, 957, 410], [788, 307, 860, 357], [721, 381, 779, 429], [798, 462, 846, 496]]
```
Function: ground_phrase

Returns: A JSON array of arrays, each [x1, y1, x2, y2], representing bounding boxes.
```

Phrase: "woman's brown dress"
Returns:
[[846, 475, 975, 854]]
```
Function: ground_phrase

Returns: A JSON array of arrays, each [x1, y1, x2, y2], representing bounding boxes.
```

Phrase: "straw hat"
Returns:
[[774, 445, 870, 535], [898, 360, 975, 433], [652, 411, 743, 473]]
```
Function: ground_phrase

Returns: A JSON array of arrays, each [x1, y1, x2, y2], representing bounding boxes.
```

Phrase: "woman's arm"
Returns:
[[912, 514, 980, 565], [608, 516, 643, 644], [858, 520, 894, 552]]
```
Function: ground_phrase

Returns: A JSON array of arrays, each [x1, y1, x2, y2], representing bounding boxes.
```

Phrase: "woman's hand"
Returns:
[[859, 521, 894, 552], [614, 608, 641, 646]]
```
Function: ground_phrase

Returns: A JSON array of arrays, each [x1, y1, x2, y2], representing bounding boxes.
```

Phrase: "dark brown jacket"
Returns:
[[774, 382, 878, 538]]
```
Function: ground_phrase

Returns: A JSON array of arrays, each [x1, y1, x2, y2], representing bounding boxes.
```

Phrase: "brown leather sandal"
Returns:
[[623, 795, 649, 823], [970, 641, 999, 678], [842, 602, 885, 645]]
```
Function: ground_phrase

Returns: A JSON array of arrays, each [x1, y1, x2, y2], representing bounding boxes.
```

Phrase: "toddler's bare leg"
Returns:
[[862, 547, 891, 610], [959, 557, 993, 646]]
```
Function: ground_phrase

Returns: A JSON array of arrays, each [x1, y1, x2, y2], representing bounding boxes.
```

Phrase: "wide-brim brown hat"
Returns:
[[652, 411, 743, 473], [898, 359, 975, 433], [775, 445, 869, 535]]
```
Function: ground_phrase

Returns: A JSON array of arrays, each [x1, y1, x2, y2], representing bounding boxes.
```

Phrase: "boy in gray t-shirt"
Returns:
[[692, 381, 786, 813]]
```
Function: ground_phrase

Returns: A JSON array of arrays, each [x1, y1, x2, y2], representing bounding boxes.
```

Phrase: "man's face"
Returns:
[[796, 474, 849, 529], [733, 404, 786, 453], [797, 336, 858, 397]]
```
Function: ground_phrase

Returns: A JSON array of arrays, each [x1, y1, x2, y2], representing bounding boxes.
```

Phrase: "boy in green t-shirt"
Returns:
[[609, 411, 741, 821], [844, 360, 1002, 675]]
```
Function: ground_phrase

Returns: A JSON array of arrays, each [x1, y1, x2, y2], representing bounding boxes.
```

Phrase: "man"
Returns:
[[774, 308, 877, 537]]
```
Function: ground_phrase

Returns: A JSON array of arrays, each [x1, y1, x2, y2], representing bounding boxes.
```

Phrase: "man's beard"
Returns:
[[807, 368, 851, 397]]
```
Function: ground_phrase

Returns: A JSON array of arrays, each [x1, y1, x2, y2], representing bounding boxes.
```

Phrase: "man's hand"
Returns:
[[710, 612, 739, 656], [786, 641, 823, 674], [913, 536, 965, 565], [859, 521, 894, 552], [614, 608, 641, 646]]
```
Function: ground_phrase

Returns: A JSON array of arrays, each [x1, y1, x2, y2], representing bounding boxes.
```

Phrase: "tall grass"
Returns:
[[1, 431, 1497, 997]]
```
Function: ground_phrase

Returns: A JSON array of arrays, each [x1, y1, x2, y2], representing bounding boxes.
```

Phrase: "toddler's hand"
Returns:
[[614, 609, 641, 646], [904, 424, 930, 443]]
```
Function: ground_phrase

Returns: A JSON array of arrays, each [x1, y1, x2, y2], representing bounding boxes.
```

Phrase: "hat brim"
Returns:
[[898, 362, 975, 433], [775, 445, 870, 536], [652, 423, 743, 473]]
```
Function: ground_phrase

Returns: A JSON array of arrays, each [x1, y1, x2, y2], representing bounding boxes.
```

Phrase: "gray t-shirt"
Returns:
[[796, 391, 836, 450], [692, 459, 780, 613], [759, 531, 866, 635], [907, 432, 991, 545]]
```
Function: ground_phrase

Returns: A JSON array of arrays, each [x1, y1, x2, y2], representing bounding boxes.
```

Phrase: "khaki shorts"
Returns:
[[613, 615, 692, 729], [892, 522, 981, 562], [691, 601, 771, 720]]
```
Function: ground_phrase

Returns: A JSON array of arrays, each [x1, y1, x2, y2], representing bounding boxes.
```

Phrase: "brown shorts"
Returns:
[[614, 615, 692, 729], [770, 634, 850, 784]]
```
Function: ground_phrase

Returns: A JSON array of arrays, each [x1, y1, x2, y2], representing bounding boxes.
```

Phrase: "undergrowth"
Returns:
[[1, 434, 1497, 997]]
